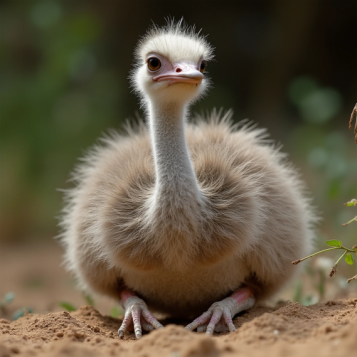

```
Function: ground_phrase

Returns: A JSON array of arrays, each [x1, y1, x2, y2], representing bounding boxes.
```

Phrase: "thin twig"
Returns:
[[292, 247, 341, 265], [333, 250, 347, 269], [342, 216, 357, 226], [349, 103, 357, 144], [347, 274, 357, 283]]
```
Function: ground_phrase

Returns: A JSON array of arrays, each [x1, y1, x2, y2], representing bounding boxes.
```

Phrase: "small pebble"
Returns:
[[324, 326, 332, 333], [75, 330, 85, 338], [10, 347, 19, 354], [273, 330, 279, 335]]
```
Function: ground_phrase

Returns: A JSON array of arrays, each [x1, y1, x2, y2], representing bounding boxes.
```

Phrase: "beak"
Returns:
[[153, 64, 204, 85]]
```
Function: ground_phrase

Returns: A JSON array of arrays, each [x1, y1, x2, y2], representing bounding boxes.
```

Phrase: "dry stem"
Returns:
[[349, 103, 357, 143]]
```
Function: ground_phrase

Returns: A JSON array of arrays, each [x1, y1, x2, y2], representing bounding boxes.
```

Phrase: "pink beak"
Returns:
[[153, 63, 204, 85]]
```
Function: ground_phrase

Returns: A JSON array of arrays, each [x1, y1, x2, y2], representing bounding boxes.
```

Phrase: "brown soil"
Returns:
[[0, 299, 356, 357], [1, 242, 356, 357]]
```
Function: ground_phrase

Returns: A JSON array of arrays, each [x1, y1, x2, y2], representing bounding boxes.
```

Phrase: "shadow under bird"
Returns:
[[59, 21, 316, 339]]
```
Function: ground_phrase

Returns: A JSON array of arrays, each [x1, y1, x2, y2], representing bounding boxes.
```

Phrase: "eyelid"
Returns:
[[146, 54, 161, 61], [146, 57, 155, 63]]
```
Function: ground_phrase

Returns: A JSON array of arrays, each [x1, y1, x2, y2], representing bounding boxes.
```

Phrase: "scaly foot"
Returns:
[[185, 288, 255, 335], [118, 290, 163, 339]]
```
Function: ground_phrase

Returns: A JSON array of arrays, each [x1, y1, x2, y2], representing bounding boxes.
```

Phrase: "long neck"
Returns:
[[148, 100, 202, 213]]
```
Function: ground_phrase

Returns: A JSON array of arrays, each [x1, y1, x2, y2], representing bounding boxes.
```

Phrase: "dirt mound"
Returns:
[[0, 299, 356, 357]]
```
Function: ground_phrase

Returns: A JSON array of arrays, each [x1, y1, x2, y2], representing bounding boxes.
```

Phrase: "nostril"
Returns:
[[176, 68, 182, 73]]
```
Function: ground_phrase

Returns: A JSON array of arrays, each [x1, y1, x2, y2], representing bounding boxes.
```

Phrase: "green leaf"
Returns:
[[326, 240, 342, 248], [293, 280, 303, 304], [110, 306, 122, 318], [83, 293, 94, 307], [59, 302, 76, 312], [345, 199, 357, 207], [345, 254, 354, 265], [13, 308, 33, 320], [4, 292, 15, 305]]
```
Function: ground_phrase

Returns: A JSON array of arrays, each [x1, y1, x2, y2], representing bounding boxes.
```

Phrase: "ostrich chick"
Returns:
[[60, 22, 316, 339]]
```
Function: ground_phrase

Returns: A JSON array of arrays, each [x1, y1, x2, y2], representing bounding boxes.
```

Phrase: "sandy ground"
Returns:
[[1, 299, 356, 357], [0, 242, 356, 357]]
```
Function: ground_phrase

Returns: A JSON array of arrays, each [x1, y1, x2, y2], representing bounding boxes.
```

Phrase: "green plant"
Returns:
[[59, 302, 77, 312], [58, 292, 94, 312], [0, 292, 15, 314], [13, 308, 34, 320], [83, 292, 95, 307], [1, 293, 35, 320], [110, 305, 123, 318], [293, 199, 357, 283]]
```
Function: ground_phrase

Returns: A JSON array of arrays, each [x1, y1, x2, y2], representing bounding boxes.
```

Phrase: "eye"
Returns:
[[200, 60, 207, 73], [147, 57, 161, 71]]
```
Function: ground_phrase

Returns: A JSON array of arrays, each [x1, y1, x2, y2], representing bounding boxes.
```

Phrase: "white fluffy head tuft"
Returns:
[[131, 19, 214, 106], [135, 19, 214, 64]]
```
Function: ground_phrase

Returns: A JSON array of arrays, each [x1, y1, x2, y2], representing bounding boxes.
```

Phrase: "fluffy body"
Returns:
[[59, 21, 316, 321], [60, 112, 314, 317]]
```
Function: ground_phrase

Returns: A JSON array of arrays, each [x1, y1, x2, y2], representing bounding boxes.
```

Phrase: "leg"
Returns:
[[118, 289, 163, 339], [185, 287, 255, 335]]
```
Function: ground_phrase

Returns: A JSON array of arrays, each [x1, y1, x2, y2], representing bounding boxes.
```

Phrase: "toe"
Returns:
[[185, 311, 211, 331], [142, 308, 163, 330], [132, 307, 142, 339], [223, 310, 236, 332], [197, 324, 207, 333], [206, 309, 223, 335], [141, 319, 154, 332], [118, 310, 132, 338]]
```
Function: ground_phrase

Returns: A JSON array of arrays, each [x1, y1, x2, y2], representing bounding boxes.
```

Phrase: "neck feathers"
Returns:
[[146, 100, 204, 231]]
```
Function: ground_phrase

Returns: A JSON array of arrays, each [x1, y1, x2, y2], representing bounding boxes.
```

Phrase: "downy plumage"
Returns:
[[59, 20, 316, 337]]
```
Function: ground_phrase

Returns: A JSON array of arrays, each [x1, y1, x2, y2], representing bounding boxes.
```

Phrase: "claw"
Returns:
[[118, 292, 163, 339], [185, 288, 255, 335]]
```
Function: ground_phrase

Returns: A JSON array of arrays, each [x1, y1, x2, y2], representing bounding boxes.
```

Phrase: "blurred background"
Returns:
[[0, 0, 356, 318]]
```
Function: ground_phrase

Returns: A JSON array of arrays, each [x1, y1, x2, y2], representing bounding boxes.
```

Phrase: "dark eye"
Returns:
[[147, 57, 161, 71], [200, 60, 207, 73]]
